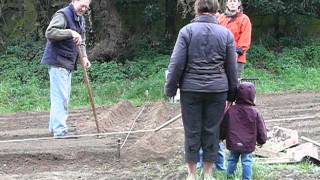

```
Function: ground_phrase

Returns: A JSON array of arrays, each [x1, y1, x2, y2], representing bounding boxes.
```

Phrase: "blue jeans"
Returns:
[[48, 66, 72, 136], [197, 142, 226, 171], [227, 151, 253, 180]]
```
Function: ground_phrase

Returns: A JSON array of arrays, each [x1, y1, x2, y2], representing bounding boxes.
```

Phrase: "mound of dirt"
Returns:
[[2, 93, 320, 179], [124, 130, 184, 162], [133, 102, 181, 130], [98, 100, 138, 132], [94, 100, 183, 162], [97, 100, 181, 131], [120, 102, 183, 162]]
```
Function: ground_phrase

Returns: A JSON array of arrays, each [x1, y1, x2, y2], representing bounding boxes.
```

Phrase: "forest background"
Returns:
[[1, 0, 320, 113]]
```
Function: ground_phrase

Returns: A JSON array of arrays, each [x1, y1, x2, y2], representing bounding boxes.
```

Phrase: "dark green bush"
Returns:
[[87, 54, 168, 83], [247, 43, 320, 73], [302, 45, 320, 67], [246, 44, 276, 70]]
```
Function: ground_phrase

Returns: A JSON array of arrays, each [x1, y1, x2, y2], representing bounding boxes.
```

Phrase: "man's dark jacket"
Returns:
[[165, 15, 238, 101], [41, 4, 85, 71], [221, 82, 267, 153]]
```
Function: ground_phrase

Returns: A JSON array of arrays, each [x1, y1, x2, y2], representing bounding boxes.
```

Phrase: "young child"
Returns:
[[220, 82, 267, 180]]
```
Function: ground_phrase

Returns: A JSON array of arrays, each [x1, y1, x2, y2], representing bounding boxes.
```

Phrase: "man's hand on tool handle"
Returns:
[[82, 56, 91, 69], [71, 30, 91, 69], [71, 30, 82, 46]]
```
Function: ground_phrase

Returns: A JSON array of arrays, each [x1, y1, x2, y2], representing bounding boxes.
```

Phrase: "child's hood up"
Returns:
[[236, 82, 256, 106]]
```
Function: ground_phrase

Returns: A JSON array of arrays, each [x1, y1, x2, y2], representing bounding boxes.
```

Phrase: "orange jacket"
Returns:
[[218, 13, 252, 63]]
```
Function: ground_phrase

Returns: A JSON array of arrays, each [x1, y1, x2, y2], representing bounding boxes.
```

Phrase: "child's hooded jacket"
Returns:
[[221, 82, 267, 153]]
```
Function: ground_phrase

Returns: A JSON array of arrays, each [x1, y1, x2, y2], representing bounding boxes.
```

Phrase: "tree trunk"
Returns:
[[274, 14, 280, 40], [89, 0, 124, 61], [165, 0, 177, 43]]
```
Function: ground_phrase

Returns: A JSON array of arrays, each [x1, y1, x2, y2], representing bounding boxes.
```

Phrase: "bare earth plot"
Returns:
[[0, 93, 320, 179]]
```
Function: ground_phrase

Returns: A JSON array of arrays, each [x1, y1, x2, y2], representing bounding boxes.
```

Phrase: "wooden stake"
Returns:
[[117, 138, 121, 161]]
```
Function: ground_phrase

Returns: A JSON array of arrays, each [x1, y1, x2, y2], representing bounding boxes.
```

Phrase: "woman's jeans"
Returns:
[[227, 151, 253, 180], [48, 66, 72, 136]]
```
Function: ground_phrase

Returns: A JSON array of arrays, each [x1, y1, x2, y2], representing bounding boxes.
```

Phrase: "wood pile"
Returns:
[[255, 126, 320, 165]]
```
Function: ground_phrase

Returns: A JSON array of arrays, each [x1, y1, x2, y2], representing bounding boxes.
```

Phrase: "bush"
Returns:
[[247, 43, 320, 73], [80, 53, 169, 84], [0, 39, 48, 84], [303, 45, 320, 67], [246, 44, 276, 70]]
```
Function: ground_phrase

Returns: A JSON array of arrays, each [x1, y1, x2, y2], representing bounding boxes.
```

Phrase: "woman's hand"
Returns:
[[224, 101, 233, 112]]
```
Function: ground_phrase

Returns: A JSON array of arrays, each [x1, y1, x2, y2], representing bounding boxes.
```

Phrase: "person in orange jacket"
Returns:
[[218, 0, 252, 79]]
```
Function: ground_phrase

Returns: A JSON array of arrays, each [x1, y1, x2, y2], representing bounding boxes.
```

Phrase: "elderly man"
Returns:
[[41, 0, 92, 138]]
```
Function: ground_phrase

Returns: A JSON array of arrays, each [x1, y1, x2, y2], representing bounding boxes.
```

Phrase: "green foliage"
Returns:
[[144, 3, 162, 25], [113, 0, 167, 60], [243, 67, 320, 93], [256, 35, 313, 50], [296, 161, 318, 173], [247, 43, 320, 73], [71, 54, 168, 107], [178, 0, 320, 17], [246, 44, 276, 70], [302, 45, 320, 67], [243, 0, 320, 39], [76, 52, 168, 83], [269, 162, 320, 178], [115, 0, 162, 23], [0, 78, 49, 113], [1, 38, 320, 113], [122, 35, 172, 59], [0, 39, 48, 84], [0, 48, 170, 113], [244, 0, 320, 17], [89, 62, 127, 82], [196, 163, 276, 179]]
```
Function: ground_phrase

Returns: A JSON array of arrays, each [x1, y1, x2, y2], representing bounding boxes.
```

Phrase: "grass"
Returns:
[[70, 69, 166, 109], [1, 36, 320, 113], [1, 63, 320, 114], [0, 53, 168, 114], [243, 67, 320, 93], [0, 78, 49, 113], [193, 161, 318, 180], [195, 162, 275, 179]]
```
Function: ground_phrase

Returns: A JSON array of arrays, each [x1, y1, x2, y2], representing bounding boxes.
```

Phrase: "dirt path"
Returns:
[[0, 93, 319, 179]]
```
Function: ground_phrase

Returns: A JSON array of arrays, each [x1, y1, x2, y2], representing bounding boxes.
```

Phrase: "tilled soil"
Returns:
[[0, 93, 319, 179]]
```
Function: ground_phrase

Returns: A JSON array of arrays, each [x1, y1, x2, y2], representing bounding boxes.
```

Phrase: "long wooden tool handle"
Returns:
[[154, 113, 182, 132], [301, 136, 320, 147], [77, 46, 100, 133]]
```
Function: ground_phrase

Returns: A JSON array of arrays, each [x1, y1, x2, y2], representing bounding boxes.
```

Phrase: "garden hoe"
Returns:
[[77, 46, 100, 134]]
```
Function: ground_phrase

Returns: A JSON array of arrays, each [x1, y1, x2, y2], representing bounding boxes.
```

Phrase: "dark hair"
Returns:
[[194, 0, 220, 15]]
